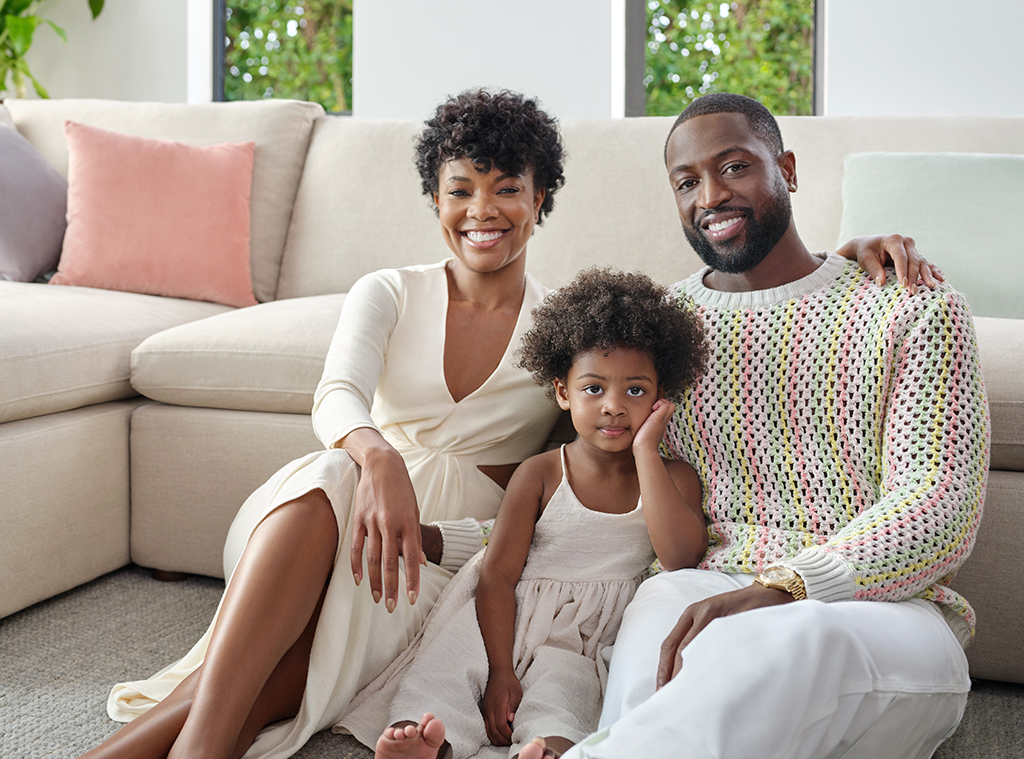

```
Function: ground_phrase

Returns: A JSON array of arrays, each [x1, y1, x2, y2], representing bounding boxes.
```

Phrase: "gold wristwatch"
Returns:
[[754, 566, 807, 601]]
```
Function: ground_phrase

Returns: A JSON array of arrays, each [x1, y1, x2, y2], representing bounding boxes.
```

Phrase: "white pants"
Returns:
[[565, 570, 970, 759]]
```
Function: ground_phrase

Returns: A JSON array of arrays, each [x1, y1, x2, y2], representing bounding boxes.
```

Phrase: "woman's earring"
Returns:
[[788, 182, 797, 192]]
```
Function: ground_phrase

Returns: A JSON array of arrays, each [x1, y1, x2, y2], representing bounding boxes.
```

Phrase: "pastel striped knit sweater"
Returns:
[[663, 252, 990, 646]]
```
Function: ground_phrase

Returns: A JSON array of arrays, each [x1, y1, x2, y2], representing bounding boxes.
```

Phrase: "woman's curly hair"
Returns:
[[518, 268, 708, 403], [415, 89, 565, 224]]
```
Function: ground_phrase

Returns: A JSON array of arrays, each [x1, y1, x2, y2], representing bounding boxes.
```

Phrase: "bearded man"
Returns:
[[524, 93, 989, 759]]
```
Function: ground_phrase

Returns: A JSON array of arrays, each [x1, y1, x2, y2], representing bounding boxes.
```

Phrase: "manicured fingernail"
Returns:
[[902, 276, 909, 288], [353, 572, 360, 586], [408, 590, 418, 605], [372, 590, 381, 604], [386, 597, 396, 613]]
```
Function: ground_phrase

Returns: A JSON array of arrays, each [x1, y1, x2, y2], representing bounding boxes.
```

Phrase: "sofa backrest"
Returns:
[[279, 112, 1024, 300], [5, 98, 323, 304]]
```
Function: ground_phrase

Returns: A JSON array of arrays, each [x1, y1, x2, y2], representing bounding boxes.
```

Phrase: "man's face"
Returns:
[[665, 112, 793, 274]]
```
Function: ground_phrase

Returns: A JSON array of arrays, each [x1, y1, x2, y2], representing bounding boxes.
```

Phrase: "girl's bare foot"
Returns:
[[376, 713, 448, 759], [519, 737, 563, 759]]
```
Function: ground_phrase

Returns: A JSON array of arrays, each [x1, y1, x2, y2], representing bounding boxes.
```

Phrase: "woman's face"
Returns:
[[434, 157, 545, 276]]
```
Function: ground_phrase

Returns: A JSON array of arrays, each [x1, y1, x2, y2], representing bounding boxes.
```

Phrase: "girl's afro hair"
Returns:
[[518, 267, 708, 403], [415, 88, 565, 224]]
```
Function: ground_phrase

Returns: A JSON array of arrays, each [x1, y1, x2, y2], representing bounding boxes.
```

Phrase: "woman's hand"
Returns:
[[632, 398, 676, 457], [481, 667, 522, 746], [837, 234, 944, 295], [342, 429, 425, 612]]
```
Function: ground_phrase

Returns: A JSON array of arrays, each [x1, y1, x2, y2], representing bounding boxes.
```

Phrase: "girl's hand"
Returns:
[[348, 444, 425, 612], [482, 667, 522, 746], [632, 398, 676, 456], [837, 234, 944, 295]]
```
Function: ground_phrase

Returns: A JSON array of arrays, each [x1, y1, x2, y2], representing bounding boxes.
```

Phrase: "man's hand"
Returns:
[[481, 667, 522, 746], [349, 445, 425, 612], [836, 234, 944, 295], [656, 583, 795, 689]]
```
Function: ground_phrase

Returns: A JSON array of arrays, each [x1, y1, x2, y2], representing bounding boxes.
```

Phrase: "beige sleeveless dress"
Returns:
[[339, 445, 656, 758]]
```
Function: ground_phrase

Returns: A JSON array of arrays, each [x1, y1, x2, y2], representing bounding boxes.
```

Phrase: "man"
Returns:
[[523, 93, 989, 759]]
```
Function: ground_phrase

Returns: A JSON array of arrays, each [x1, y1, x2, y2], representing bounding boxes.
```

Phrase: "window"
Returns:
[[217, 0, 353, 113], [644, 0, 817, 116]]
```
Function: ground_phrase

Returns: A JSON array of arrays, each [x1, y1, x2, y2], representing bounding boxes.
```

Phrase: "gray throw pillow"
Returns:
[[0, 104, 68, 282]]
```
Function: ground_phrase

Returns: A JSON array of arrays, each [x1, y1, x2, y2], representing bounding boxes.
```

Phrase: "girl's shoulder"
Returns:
[[514, 447, 563, 485], [507, 447, 564, 512]]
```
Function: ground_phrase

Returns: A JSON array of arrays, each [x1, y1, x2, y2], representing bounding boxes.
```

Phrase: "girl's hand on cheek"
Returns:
[[632, 398, 675, 455]]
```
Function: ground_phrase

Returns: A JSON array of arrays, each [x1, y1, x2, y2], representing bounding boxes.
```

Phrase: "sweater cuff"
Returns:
[[433, 518, 487, 573], [776, 547, 857, 603]]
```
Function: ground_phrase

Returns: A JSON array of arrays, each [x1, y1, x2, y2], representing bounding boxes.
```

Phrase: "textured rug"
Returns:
[[1, 565, 1022, 758]]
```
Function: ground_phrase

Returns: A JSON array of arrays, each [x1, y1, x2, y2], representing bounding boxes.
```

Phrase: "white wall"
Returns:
[[17, 1, 1024, 117], [353, 0, 621, 119], [20, 0, 189, 102], [825, 0, 1024, 116]]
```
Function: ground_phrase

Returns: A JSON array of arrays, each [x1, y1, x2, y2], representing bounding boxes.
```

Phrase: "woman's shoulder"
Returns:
[[348, 260, 450, 303]]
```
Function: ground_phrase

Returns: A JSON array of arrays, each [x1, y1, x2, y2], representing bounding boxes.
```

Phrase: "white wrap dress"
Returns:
[[107, 261, 562, 759]]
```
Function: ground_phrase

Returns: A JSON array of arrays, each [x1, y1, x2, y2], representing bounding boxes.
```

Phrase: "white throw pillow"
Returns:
[[838, 152, 1024, 319]]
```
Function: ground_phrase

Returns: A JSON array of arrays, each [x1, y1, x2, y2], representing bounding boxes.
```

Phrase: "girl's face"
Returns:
[[553, 345, 660, 453], [434, 157, 545, 277]]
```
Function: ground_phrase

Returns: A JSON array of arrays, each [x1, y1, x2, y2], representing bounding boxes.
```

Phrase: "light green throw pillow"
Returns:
[[838, 152, 1024, 319]]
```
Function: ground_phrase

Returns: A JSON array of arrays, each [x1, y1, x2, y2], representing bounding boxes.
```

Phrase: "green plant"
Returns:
[[645, 0, 814, 117], [0, 0, 103, 98], [224, 0, 353, 112]]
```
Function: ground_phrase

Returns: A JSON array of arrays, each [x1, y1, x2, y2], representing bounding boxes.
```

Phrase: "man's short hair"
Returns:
[[664, 93, 785, 161]]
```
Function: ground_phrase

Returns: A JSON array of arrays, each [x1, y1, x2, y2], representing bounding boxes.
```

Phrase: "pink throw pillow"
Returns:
[[52, 121, 258, 308]]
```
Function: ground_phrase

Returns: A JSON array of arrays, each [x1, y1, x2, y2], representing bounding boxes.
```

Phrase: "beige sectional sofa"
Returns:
[[1, 99, 1022, 694]]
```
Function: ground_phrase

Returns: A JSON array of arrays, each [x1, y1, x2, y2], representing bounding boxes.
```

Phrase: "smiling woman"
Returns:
[[78, 88, 570, 759], [435, 159, 544, 282]]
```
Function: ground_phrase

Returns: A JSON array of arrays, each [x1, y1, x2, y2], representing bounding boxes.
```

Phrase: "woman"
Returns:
[[81, 89, 937, 759]]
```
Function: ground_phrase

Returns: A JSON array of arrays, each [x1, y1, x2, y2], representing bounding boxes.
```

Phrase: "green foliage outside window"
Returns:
[[645, 0, 814, 116], [224, 0, 352, 112], [221, 1, 811, 118]]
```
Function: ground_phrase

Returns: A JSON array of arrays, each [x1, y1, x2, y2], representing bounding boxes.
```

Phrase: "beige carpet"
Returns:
[[1, 566, 1021, 758]]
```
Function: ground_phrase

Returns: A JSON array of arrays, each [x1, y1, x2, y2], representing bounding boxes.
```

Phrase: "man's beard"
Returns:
[[684, 182, 792, 274]]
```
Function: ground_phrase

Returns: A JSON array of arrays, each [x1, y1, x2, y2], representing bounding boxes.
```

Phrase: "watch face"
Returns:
[[763, 566, 795, 584]]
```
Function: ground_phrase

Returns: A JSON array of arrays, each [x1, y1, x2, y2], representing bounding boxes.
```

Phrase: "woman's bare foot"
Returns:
[[519, 736, 563, 759], [376, 713, 448, 759]]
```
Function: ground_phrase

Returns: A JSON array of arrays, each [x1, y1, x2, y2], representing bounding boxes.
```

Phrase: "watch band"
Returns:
[[755, 566, 807, 601]]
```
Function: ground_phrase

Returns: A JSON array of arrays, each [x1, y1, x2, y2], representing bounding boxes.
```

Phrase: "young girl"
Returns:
[[339, 267, 709, 759]]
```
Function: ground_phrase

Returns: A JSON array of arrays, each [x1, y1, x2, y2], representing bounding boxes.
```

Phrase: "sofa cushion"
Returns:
[[0, 282, 230, 424], [975, 317, 1024, 472], [838, 152, 1024, 319], [52, 121, 257, 308], [0, 400, 141, 619], [0, 105, 67, 282], [276, 117, 444, 299], [131, 294, 345, 414], [3, 98, 323, 303]]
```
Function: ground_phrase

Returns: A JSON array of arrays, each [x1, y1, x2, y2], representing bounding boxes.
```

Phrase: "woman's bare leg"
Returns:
[[80, 489, 339, 759], [79, 670, 199, 759], [168, 489, 339, 758]]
